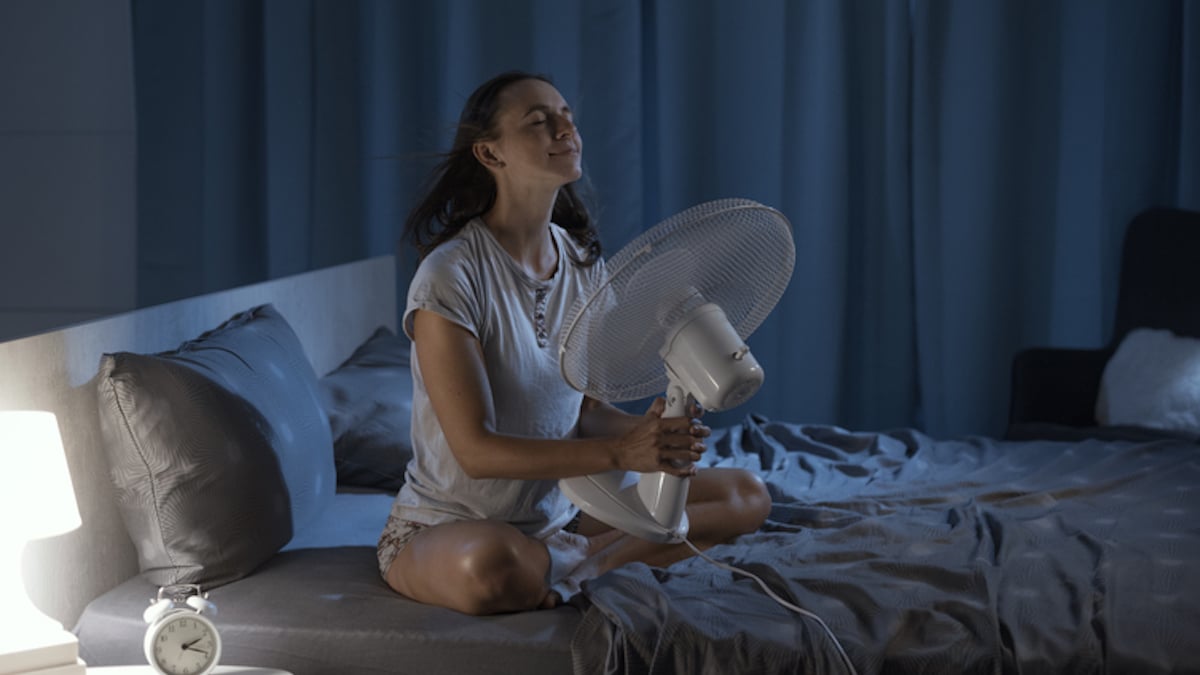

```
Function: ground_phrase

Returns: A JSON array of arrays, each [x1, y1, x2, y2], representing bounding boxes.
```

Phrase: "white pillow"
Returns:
[[1096, 328, 1200, 432]]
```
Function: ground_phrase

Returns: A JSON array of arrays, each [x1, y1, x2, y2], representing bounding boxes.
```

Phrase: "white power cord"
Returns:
[[580, 475, 858, 674], [678, 536, 860, 675]]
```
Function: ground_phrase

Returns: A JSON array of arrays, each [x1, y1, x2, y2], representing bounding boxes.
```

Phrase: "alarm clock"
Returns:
[[143, 584, 222, 675]]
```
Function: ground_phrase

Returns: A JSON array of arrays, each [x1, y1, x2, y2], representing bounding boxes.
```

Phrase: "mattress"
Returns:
[[75, 546, 579, 674], [75, 491, 580, 674], [77, 417, 1200, 674]]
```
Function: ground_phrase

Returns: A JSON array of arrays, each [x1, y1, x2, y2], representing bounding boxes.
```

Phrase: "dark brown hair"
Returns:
[[403, 71, 601, 265]]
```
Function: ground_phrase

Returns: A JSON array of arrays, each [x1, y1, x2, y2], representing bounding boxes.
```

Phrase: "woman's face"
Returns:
[[479, 78, 583, 187]]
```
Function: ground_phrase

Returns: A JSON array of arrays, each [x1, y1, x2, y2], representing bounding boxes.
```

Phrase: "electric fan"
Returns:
[[558, 198, 795, 543]]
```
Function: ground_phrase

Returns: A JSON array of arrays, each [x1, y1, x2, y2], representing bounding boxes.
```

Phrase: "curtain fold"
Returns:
[[910, 0, 1196, 435], [131, 0, 1198, 437]]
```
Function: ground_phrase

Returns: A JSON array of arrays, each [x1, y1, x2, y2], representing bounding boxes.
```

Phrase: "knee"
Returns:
[[455, 535, 547, 615], [726, 469, 772, 534]]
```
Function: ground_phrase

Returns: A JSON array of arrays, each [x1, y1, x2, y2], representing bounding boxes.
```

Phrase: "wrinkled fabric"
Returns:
[[572, 417, 1200, 675]]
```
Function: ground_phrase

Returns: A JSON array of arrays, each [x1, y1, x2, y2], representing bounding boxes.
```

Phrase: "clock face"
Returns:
[[144, 611, 221, 675]]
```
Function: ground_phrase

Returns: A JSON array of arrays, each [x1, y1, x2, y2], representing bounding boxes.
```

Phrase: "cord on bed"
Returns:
[[591, 487, 858, 672], [681, 538, 860, 675]]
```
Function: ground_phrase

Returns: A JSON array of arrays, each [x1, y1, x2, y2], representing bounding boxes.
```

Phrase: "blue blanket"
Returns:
[[571, 417, 1200, 674]]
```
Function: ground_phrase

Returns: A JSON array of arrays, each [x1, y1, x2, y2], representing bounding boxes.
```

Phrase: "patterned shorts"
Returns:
[[375, 511, 584, 579], [376, 518, 429, 577]]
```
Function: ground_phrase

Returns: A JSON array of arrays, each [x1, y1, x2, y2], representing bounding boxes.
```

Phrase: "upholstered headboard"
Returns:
[[0, 255, 397, 628]]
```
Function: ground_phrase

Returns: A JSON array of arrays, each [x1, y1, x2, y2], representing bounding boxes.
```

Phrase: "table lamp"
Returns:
[[0, 411, 85, 674]]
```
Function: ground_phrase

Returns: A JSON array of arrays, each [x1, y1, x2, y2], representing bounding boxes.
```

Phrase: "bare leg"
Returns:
[[383, 468, 769, 614], [384, 520, 555, 615], [578, 467, 771, 574]]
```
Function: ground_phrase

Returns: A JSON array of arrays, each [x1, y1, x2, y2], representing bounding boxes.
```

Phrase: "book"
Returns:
[[0, 628, 79, 675], [11, 659, 86, 675]]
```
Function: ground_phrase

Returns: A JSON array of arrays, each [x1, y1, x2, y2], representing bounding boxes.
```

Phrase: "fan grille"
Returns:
[[558, 198, 795, 402]]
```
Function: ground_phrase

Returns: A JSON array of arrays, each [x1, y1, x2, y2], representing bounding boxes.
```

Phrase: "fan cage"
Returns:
[[558, 198, 795, 403]]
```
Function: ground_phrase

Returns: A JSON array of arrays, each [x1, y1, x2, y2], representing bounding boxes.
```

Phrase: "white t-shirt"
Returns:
[[391, 218, 606, 538]]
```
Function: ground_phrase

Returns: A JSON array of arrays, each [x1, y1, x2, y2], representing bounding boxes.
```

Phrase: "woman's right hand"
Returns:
[[613, 398, 710, 477]]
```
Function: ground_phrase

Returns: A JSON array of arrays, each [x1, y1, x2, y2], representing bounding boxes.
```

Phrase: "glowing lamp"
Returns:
[[0, 411, 83, 673]]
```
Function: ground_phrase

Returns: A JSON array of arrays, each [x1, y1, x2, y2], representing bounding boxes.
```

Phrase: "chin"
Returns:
[[554, 168, 583, 185]]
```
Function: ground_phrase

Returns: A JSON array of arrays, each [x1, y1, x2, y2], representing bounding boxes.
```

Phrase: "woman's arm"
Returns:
[[413, 309, 705, 480], [577, 397, 642, 438]]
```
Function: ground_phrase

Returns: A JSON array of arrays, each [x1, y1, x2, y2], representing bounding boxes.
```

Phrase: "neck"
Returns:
[[482, 187, 560, 279]]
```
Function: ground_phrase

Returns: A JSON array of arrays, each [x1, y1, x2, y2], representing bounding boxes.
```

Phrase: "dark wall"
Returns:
[[0, 0, 136, 342]]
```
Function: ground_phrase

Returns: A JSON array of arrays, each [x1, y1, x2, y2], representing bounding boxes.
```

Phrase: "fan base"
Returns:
[[559, 471, 689, 544]]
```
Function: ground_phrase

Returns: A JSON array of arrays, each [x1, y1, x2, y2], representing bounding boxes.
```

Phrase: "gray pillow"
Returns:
[[97, 304, 335, 586], [319, 327, 413, 493]]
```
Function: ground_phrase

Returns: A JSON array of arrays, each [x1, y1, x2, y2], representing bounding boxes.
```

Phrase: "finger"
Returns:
[[660, 457, 696, 476], [655, 425, 688, 443], [659, 416, 700, 434], [659, 435, 705, 457], [657, 428, 703, 449], [662, 459, 699, 478], [645, 397, 666, 418], [674, 420, 709, 441]]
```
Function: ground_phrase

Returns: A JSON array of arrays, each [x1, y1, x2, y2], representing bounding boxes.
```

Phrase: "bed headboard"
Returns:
[[0, 255, 397, 628]]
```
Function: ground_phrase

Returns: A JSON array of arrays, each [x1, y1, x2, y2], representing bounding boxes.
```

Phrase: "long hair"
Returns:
[[403, 71, 601, 265]]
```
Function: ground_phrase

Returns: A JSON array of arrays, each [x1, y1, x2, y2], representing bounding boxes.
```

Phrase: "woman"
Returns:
[[379, 71, 771, 615]]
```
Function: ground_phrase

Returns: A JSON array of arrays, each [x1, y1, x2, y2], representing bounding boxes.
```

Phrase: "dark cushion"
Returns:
[[1007, 347, 1110, 428], [96, 304, 335, 587], [318, 327, 413, 493]]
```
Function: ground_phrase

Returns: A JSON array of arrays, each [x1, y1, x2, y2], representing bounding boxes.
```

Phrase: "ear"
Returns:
[[473, 141, 505, 169]]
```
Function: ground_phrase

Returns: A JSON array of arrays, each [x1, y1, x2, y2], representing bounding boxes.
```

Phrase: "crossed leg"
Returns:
[[383, 468, 771, 615]]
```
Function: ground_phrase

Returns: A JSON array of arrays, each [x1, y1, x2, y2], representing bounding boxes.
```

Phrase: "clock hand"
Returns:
[[181, 639, 209, 656]]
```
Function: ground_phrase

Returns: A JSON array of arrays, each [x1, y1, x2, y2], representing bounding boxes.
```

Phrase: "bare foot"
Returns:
[[538, 590, 562, 610]]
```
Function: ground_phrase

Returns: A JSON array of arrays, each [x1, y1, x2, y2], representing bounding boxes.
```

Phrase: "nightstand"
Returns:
[[87, 662, 292, 667]]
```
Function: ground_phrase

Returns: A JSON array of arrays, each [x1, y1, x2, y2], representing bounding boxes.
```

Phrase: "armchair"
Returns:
[[1007, 207, 1200, 439]]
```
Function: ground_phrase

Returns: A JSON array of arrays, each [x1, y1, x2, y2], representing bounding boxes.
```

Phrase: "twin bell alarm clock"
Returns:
[[142, 584, 222, 675]]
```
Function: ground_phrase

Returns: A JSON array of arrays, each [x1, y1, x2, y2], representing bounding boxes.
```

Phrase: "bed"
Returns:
[[5, 209, 1198, 674], [571, 418, 1200, 673]]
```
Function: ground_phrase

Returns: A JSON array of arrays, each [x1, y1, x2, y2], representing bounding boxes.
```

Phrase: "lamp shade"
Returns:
[[0, 411, 81, 541]]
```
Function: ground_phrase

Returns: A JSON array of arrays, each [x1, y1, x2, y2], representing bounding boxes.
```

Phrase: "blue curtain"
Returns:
[[131, 0, 1199, 438]]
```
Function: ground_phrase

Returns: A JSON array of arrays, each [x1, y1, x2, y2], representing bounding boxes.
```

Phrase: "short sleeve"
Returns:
[[403, 245, 481, 341]]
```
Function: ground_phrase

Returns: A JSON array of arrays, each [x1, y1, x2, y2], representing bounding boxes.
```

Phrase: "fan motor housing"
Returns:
[[660, 303, 764, 412]]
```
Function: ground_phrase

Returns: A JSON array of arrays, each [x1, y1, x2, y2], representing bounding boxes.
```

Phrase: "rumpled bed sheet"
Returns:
[[571, 417, 1200, 675]]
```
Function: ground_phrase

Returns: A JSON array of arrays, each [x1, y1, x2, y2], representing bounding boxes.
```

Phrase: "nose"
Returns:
[[552, 114, 576, 139]]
